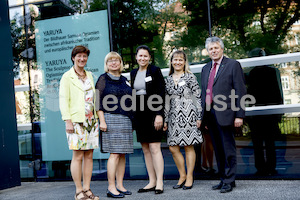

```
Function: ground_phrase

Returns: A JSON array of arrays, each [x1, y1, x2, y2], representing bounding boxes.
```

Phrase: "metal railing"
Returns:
[[123, 52, 300, 117], [16, 52, 300, 131], [123, 52, 300, 78]]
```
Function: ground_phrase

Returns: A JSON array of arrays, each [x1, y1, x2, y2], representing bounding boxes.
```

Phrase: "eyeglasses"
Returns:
[[107, 59, 120, 63]]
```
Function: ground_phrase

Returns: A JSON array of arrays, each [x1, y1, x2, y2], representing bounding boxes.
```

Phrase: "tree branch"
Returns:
[[260, 2, 267, 34], [282, 8, 300, 37], [273, 0, 291, 35]]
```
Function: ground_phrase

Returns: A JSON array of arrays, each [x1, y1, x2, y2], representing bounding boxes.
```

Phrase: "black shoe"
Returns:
[[117, 188, 132, 195], [254, 170, 268, 176], [268, 169, 278, 176], [155, 189, 164, 194], [182, 184, 193, 190], [137, 186, 156, 193], [220, 183, 233, 193], [173, 180, 186, 189], [198, 166, 208, 173], [212, 182, 223, 190], [205, 168, 216, 175], [106, 190, 125, 198], [231, 181, 236, 188]]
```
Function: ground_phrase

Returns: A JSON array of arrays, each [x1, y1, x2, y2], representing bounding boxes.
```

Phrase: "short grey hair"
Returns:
[[205, 36, 224, 50]]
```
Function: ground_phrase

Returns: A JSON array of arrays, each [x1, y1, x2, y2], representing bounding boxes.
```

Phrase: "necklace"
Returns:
[[173, 73, 183, 84], [74, 67, 86, 80]]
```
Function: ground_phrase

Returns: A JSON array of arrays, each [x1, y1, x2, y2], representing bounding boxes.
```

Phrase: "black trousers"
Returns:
[[206, 109, 236, 184], [248, 115, 279, 173]]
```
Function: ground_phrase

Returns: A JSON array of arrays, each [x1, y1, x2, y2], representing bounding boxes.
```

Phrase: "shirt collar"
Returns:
[[213, 55, 223, 67]]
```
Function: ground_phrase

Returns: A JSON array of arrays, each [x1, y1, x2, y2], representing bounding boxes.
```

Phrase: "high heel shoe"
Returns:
[[106, 190, 125, 198], [173, 180, 186, 189], [137, 186, 156, 193]]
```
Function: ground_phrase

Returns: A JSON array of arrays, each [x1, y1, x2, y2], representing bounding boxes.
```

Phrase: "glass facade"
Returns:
[[9, 0, 300, 181]]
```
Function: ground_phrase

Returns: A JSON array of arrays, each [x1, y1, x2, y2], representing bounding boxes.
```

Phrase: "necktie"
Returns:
[[206, 62, 217, 105]]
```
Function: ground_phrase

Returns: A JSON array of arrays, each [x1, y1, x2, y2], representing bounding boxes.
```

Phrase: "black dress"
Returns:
[[130, 65, 165, 143]]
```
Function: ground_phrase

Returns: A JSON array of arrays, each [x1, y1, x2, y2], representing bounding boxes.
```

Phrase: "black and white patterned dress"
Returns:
[[165, 73, 203, 146]]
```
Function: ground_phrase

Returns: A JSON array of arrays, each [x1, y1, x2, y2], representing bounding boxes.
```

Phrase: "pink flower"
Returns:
[[86, 111, 93, 120]]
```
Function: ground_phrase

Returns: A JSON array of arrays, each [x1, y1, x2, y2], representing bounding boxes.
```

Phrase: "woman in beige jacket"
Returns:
[[59, 46, 99, 200]]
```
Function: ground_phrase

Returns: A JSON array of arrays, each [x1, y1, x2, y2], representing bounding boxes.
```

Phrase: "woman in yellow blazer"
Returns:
[[59, 46, 99, 200]]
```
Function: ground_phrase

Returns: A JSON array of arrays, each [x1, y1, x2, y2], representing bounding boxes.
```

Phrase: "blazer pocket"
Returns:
[[70, 109, 78, 115]]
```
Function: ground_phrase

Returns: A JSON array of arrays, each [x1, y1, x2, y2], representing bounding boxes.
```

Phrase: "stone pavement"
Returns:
[[0, 180, 300, 200]]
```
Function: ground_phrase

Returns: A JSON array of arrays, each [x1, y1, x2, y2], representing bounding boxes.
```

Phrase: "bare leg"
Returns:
[[169, 145, 186, 185], [82, 150, 98, 199], [71, 150, 84, 194], [82, 150, 94, 191], [116, 154, 127, 191], [141, 143, 157, 189], [107, 153, 121, 195], [184, 145, 196, 187], [149, 142, 164, 190]]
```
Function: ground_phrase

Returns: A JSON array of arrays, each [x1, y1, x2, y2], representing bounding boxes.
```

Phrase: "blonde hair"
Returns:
[[169, 50, 191, 75], [104, 52, 124, 73]]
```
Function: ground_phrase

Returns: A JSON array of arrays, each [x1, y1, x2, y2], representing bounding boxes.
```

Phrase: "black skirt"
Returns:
[[135, 95, 163, 143]]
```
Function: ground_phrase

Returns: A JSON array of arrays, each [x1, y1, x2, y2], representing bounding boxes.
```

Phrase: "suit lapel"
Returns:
[[146, 65, 152, 77], [213, 56, 227, 84], [70, 67, 83, 91], [204, 62, 212, 89], [130, 68, 138, 86], [145, 65, 153, 91]]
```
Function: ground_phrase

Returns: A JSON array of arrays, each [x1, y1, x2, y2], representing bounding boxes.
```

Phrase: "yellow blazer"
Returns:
[[59, 67, 98, 122]]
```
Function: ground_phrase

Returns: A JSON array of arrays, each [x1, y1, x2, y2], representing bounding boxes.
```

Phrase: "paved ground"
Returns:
[[0, 180, 300, 200]]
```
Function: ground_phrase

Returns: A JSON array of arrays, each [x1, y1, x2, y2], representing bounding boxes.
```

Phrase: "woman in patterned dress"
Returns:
[[59, 46, 99, 200], [163, 50, 203, 190], [96, 52, 133, 198]]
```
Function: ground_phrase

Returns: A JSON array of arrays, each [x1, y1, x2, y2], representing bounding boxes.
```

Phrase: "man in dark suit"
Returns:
[[200, 37, 247, 193], [247, 49, 283, 175]]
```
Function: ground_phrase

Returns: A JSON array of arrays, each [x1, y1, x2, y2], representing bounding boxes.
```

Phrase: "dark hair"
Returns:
[[136, 45, 151, 56], [249, 48, 266, 57], [71, 45, 90, 64]]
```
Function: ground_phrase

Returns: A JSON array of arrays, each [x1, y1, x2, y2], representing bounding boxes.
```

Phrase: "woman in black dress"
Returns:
[[130, 45, 165, 194]]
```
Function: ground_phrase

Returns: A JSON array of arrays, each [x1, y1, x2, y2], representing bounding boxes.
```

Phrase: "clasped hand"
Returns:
[[65, 120, 74, 134], [154, 115, 163, 131]]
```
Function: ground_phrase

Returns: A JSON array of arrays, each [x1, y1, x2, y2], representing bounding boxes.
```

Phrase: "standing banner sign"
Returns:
[[35, 10, 109, 161]]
